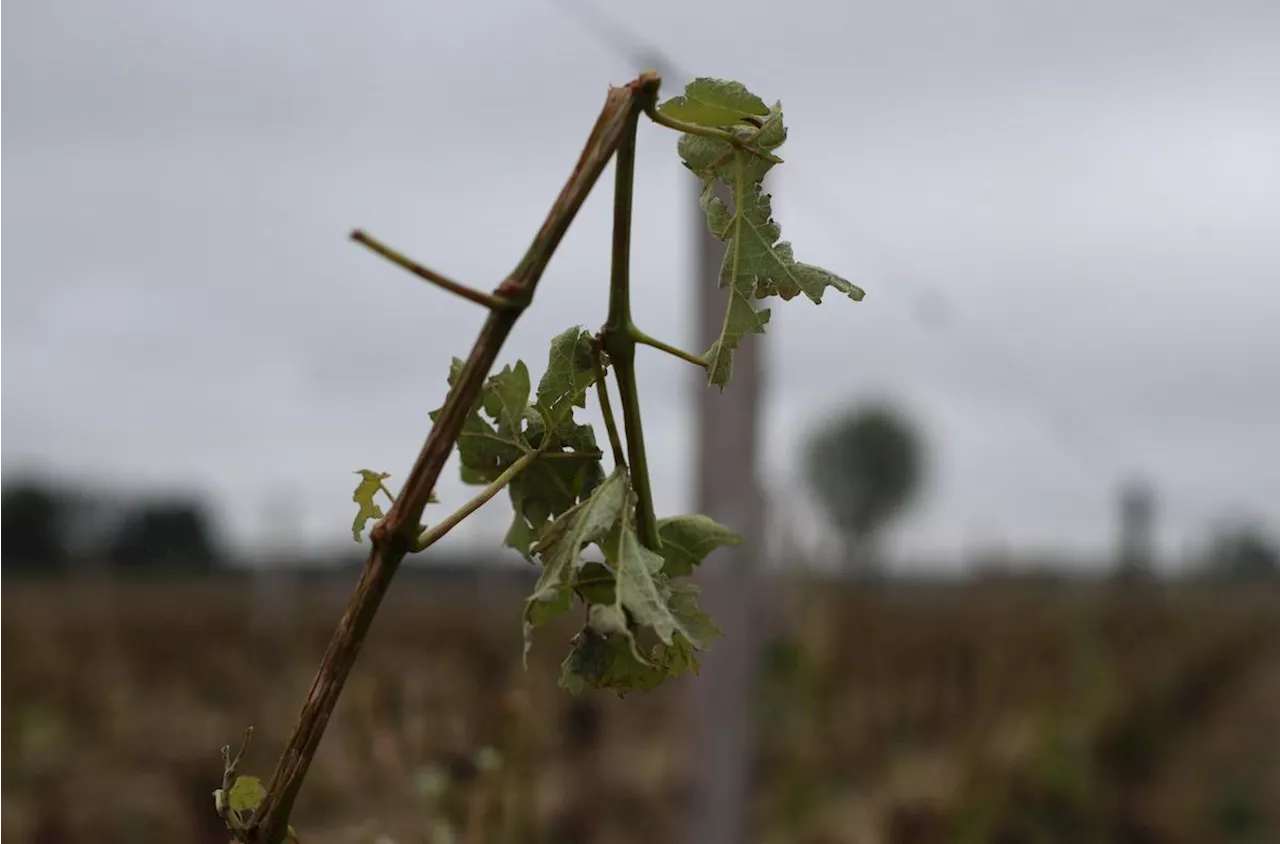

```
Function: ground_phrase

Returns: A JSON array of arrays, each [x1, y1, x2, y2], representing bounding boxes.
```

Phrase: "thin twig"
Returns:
[[245, 70, 662, 844], [351, 229, 516, 311]]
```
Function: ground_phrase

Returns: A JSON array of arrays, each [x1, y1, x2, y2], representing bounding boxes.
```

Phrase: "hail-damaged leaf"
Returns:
[[657, 77, 770, 128], [523, 471, 627, 664], [665, 580, 721, 650], [583, 583, 719, 694], [535, 326, 599, 433], [656, 514, 743, 577], [557, 478, 727, 694], [560, 631, 666, 695], [503, 487, 540, 558], [482, 360, 531, 437], [677, 101, 788, 186], [500, 328, 605, 550], [672, 97, 862, 388], [431, 358, 528, 485], [699, 178, 863, 387], [605, 483, 687, 647], [574, 561, 616, 604], [505, 419, 605, 555], [559, 628, 709, 696], [429, 346, 604, 555], [586, 603, 650, 668]]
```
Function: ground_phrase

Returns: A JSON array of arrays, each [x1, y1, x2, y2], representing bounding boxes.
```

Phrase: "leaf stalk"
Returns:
[[414, 449, 542, 552], [629, 326, 709, 370]]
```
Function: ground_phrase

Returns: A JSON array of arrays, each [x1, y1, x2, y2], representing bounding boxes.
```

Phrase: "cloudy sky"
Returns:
[[4, 0, 1278, 567]]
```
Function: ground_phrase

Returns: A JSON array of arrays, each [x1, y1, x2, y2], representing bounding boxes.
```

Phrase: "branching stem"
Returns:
[[600, 109, 661, 549], [350, 230, 517, 311]]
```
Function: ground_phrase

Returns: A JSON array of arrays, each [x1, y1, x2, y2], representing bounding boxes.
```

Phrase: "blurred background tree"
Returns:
[[804, 402, 926, 575], [2, 479, 71, 571], [1197, 519, 1279, 582], [107, 498, 223, 573], [2, 477, 226, 574]]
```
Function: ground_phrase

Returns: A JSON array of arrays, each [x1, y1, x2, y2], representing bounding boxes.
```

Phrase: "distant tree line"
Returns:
[[2, 476, 225, 575]]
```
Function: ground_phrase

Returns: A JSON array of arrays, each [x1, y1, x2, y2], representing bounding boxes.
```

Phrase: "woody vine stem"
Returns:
[[220, 70, 863, 844]]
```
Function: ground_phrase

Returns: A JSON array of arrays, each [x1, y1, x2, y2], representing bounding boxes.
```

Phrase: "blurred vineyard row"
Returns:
[[3, 575, 1278, 844]]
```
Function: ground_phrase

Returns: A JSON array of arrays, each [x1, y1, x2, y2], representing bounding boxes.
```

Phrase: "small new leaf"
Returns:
[[351, 470, 390, 542], [351, 470, 436, 542], [229, 775, 266, 816], [219, 774, 266, 831]]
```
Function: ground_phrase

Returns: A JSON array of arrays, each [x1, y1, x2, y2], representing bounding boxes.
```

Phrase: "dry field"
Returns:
[[3, 573, 1278, 844]]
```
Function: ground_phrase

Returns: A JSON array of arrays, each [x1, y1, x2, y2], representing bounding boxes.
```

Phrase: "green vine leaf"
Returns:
[[431, 337, 604, 555], [574, 561, 616, 604], [560, 630, 665, 695], [517, 465, 724, 694], [507, 327, 606, 551], [535, 326, 600, 432], [433, 358, 529, 486], [656, 514, 744, 577], [607, 489, 688, 647], [702, 179, 865, 307], [666, 78, 864, 388], [559, 626, 709, 696], [523, 470, 627, 664], [665, 580, 722, 650], [545, 471, 724, 695], [657, 77, 770, 128]]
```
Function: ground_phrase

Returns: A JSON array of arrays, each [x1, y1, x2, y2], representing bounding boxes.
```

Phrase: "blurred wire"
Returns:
[[543, 0, 1237, 541]]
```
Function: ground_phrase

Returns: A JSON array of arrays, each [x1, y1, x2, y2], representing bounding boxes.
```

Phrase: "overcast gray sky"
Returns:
[[4, 0, 1279, 567]]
